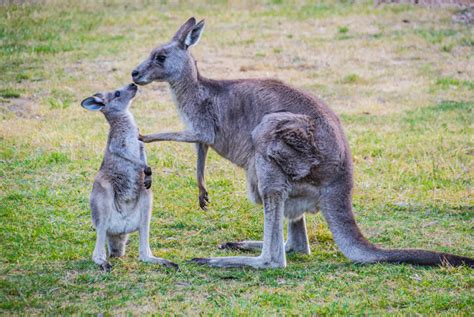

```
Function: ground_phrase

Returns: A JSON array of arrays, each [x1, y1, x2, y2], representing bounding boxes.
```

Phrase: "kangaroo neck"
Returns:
[[106, 111, 137, 138], [168, 64, 204, 110]]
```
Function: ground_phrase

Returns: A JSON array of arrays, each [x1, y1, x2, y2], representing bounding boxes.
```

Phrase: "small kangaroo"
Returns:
[[132, 18, 473, 269], [81, 83, 178, 271]]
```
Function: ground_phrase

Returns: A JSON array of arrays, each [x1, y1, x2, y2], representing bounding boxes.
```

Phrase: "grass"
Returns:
[[340, 73, 362, 84], [0, 88, 21, 99], [435, 77, 474, 91], [1, 0, 473, 314], [338, 25, 349, 34]]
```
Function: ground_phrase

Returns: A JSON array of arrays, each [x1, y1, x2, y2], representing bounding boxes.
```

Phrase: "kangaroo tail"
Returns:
[[375, 248, 474, 267], [321, 183, 473, 268]]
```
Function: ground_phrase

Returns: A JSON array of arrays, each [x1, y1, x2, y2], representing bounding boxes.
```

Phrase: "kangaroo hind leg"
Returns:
[[138, 191, 179, 270], [191, 150, 288, 269], [91, 181, 114, 272], [219, 215, 310, 255], [218, 241, 263, 251], [286, 215, 311, 254]]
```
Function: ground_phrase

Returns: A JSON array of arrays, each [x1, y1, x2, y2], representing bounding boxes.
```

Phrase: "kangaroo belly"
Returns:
[[106, 199, 143, 235], [284, 197, 320, 219], [212, 131, 255, 168]]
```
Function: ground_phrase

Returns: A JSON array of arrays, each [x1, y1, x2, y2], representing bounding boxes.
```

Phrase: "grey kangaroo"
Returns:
[[81, 83, 178, 271], [132, 18, 473, 269]]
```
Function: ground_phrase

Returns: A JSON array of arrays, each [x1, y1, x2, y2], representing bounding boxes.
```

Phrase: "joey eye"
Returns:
[[156, 55, 166, 63], [114, 91, 120, 98]]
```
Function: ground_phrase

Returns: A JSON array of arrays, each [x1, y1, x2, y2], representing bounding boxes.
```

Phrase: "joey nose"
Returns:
[[131, 70, 139, 78]]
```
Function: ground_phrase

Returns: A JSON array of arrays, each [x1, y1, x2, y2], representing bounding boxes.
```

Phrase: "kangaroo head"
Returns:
[[132, 17, 205, 85], [81, 83, 138, 115]]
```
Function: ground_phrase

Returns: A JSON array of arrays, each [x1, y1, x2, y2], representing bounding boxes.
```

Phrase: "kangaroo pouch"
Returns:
[[106, 193, 149, 235]]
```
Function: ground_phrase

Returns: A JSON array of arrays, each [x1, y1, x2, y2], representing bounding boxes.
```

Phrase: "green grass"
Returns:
[[340, 73, 362, 84], [338, 26, 349, 34], [0, 88, 21, 98], [435, 77, 474, 91], [1, 0, 473, 315]]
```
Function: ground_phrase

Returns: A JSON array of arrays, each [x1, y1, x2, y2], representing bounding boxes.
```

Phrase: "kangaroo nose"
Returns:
[[131, 70, 139, 77]]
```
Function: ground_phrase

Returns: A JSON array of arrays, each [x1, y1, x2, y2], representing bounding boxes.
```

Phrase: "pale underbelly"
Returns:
[[284, 196, 320, 220], [106, 200, 143, 235]]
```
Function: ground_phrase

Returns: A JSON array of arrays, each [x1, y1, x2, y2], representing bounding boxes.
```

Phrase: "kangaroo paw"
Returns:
[[99, 262, 112, 272], [199, 191, 209, 210]]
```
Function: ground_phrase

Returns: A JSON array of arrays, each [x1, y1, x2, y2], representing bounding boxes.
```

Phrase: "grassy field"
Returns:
[[1, 0, 473, 314]]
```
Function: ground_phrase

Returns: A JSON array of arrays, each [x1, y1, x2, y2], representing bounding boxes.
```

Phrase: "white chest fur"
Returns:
[[170, 88, 195, 133]]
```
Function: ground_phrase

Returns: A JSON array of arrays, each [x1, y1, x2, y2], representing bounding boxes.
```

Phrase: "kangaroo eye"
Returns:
[[156, 55, 166, 63], [114, 91, 120, 98]]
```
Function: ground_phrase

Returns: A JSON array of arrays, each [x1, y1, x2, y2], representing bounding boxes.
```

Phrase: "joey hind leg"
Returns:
[[138, 192, 179, 270], [108, 233, 129, 257], [91, 185, 113, 272], [93, 225, 112, 272]]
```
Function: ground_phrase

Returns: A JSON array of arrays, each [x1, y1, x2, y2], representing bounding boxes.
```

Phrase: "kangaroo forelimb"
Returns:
[[196, 143, 209, 210], [140, 131, 208, 144]]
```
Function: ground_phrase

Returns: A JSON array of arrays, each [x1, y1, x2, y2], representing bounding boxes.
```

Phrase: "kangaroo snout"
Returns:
[[128, 82, 138, 93], [131, 70, 147, 85], [128, 83, 138, 98]]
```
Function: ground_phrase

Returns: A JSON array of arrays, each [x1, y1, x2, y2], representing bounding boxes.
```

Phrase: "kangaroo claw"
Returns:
[[199, 191, 209, 210], [99, 262, 112, 272]]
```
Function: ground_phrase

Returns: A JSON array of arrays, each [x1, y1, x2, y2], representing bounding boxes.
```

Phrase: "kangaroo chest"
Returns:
[[176, 99, 255, 168], [105, 136, 143, 200]]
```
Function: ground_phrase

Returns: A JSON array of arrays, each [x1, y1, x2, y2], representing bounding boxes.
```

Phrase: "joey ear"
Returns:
[[172, 17, 197, 44], [184, 19, 205, 48], [81, 96, 104, 111]]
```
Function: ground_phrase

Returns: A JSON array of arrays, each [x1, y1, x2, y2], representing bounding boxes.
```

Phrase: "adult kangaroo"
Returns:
[[132, 17, 473, 269]]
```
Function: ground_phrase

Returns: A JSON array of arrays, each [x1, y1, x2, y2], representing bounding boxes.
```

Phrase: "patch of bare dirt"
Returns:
[[0, 98, 41, 120]]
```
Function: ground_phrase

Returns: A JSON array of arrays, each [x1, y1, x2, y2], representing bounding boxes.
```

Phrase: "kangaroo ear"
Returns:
[[172, 17, 196, 44], [81, 96, 104, 111], [184, 19, 205, 48]]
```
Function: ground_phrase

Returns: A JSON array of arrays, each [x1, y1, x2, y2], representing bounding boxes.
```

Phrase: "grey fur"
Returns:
[[81, 83, 178, 271], [132, 18, 473, 269]]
